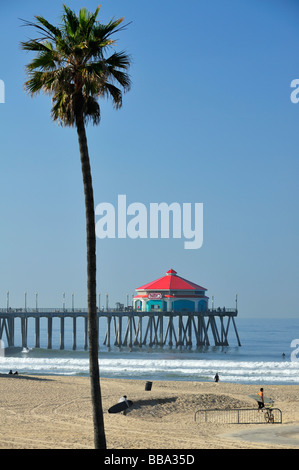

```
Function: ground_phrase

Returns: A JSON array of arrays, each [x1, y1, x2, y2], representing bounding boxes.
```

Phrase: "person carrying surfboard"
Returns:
[[118, 395, 129, 415], [258, 388, 265, 411]]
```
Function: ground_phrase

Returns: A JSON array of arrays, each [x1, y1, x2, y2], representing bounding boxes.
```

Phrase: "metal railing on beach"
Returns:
[[194, 408, 282, 424]]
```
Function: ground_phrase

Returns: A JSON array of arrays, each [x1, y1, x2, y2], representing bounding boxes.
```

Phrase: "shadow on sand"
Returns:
[[0, 373, 53, 382], [126, 396, 177, 415]]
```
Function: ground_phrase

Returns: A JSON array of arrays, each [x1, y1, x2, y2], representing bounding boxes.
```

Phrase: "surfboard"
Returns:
[[248, 394, 274, 404], [108, 400, 133, 414]]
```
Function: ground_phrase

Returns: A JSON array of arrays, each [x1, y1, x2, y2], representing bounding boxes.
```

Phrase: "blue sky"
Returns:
[[0, 0, 298, 317]]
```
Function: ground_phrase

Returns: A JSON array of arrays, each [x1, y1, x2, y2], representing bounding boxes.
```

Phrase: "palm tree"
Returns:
[[21, 5, 131, 449]]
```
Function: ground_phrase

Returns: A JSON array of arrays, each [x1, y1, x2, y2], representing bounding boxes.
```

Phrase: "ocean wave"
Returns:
[[0, 356, 299, 384]]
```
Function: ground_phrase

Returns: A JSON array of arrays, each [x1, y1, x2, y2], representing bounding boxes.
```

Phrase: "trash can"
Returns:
[[145, 381, 152, 391]]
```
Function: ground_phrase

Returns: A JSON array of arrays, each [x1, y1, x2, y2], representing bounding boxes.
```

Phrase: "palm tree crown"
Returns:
[[22, 4, 131, 126]]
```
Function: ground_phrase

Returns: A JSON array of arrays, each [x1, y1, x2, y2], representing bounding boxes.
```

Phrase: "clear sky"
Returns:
[[0, 0, 298, 317]]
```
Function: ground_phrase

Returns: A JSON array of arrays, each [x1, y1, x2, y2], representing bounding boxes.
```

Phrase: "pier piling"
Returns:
[[0, 308, 241, 350]]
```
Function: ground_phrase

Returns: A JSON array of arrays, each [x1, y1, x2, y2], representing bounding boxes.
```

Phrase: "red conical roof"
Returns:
[[136, 269, 207, 292]]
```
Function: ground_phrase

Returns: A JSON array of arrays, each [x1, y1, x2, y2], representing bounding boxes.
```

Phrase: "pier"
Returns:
[[0, 307, 241, 350]]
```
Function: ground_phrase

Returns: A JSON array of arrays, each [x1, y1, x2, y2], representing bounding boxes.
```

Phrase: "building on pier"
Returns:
[[133, 269, 209, 313], [0, 270, 241, 350]]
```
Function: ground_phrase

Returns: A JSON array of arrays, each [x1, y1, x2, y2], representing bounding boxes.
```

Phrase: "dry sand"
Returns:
[[0, 374, 299, 449]]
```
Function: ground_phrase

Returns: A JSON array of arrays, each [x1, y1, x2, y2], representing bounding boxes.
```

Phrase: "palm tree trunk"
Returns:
[[76, 111, 106, 449]]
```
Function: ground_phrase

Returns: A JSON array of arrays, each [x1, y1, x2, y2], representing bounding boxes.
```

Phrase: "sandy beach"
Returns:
[[0, 374, 299, 449]]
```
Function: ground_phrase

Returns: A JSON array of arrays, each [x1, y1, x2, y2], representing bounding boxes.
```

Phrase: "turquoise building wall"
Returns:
[[173, 300, 195, 311]]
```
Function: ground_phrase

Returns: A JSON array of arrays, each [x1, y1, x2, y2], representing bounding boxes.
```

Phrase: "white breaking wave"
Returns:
[[0, 356, 299, 384]]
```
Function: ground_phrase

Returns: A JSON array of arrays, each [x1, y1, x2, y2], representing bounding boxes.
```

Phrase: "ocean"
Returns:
[[0, 317, 299, 385]]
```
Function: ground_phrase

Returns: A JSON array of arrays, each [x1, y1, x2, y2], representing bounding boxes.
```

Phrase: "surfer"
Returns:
[[214, 373, 219, 383], [118, 395, 129, 415], [258, 388, 265, 411]]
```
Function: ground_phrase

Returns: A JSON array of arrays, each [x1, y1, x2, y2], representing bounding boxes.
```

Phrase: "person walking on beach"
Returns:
[[258, 388, 264, 411], [214, 373, 219, 383]]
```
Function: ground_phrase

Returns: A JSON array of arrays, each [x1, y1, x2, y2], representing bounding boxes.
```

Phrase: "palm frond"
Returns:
[[106, 51, 131, 70], [83, 96, 101, 125], [26, 48, 59, 72], [85, 6, 101, 36], [24, 70, 55, 94], [35, 16, 62, 39], [21, 39, 52, 52], [107, 68, 131, 91], [62, 5, 79, 37], [102, 83, 122, 109], [20, 17, 61, 41], [97, 17, 128, 39]]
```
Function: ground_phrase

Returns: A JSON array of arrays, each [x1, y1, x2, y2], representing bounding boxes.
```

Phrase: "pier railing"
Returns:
[[0, 307, 237, 315]]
